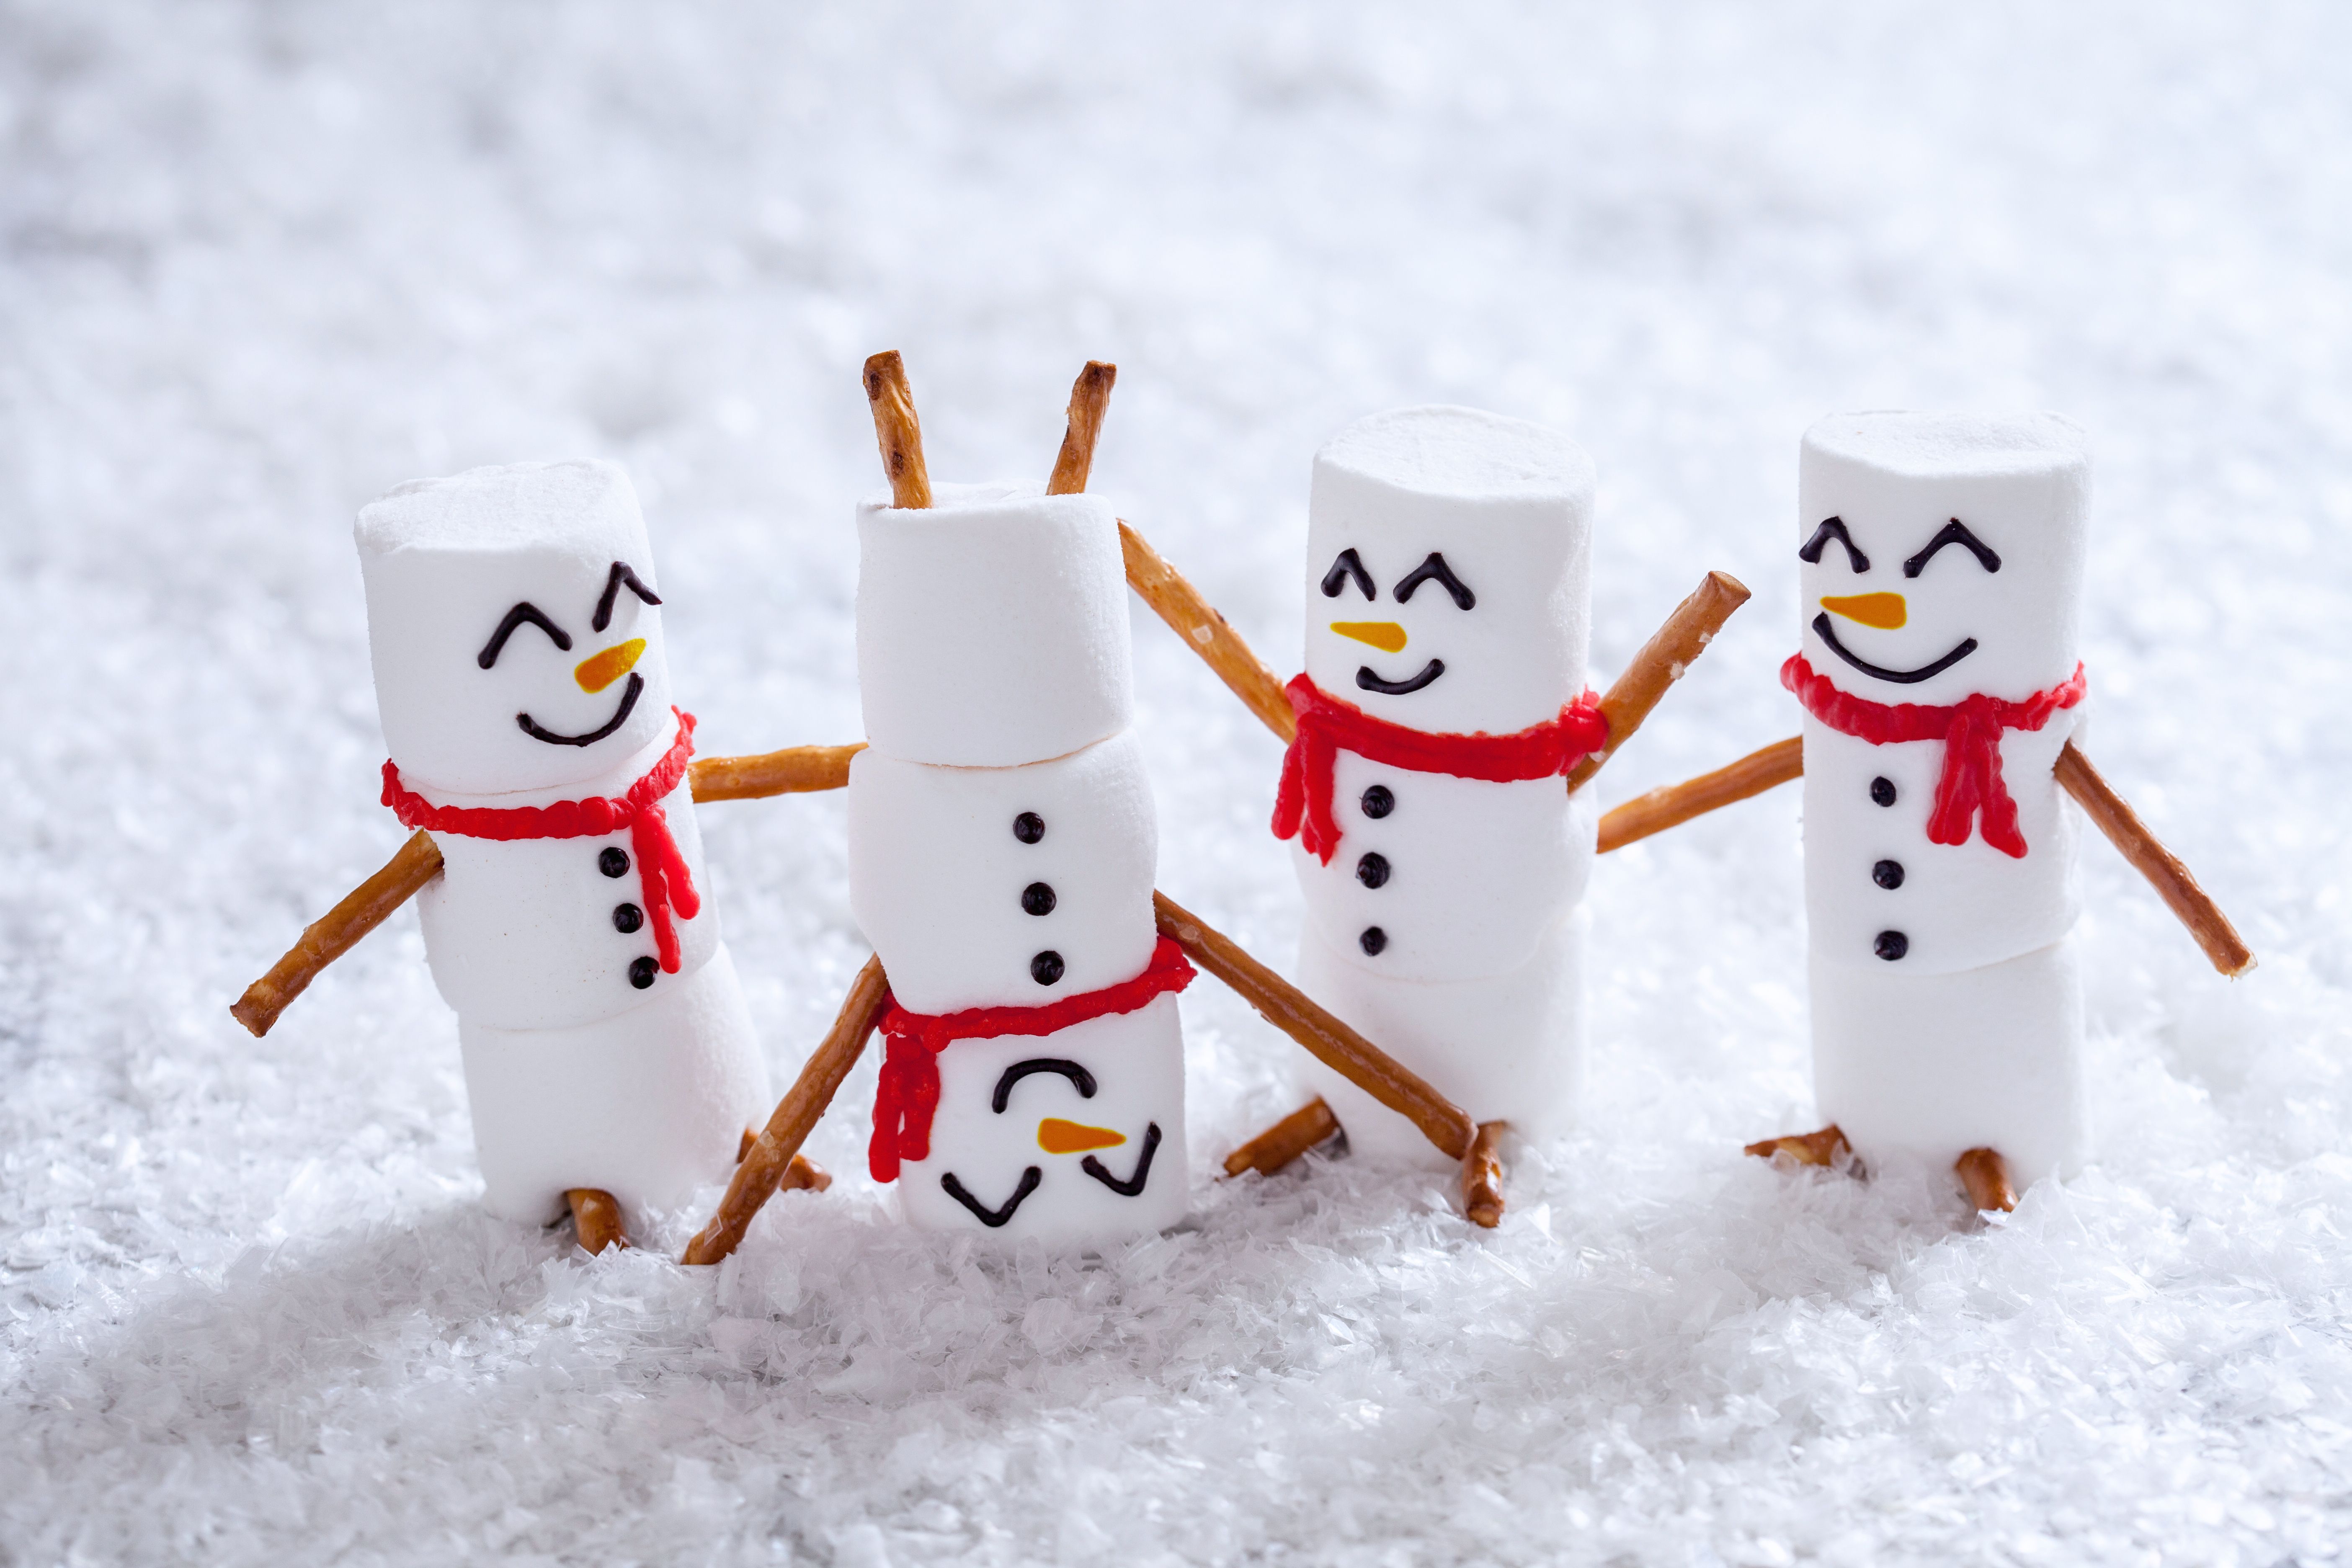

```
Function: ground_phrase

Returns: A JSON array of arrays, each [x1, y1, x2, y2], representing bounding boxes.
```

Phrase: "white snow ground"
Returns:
[[4, 3, 2351, 1562]]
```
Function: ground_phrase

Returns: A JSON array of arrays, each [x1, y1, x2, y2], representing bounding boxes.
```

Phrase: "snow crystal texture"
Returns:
[[5, 4, 2351, 1563]]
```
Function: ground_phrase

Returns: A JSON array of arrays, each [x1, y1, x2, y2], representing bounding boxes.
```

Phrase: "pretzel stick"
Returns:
[[1047, 361, 1117, 496], [682, 954, 891, 1266], [1599, 735, 1803, 853], [567, 1188, 629, 1254], [1460, 1122, 1506, 1229], [1120, 522, 1297, 741], [1153, 890, 1475, 1161], [2056, 741, 2254, 977], [229, 830, 445, 1038], [1955, 1147, 2017, 1213], [689, 743, 866, 803], [1565, 570, 1751, 795], [1222, 1096, 1341, 1178], [863, 350, 932, 510]]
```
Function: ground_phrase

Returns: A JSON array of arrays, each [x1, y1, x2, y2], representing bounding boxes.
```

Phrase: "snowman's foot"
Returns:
[[1955, 1147, 2017, 1213], [1460, 1121, 1507, 1229], [566, 1188, 630, 1255], [738, 1127, 756, 1163], [1222, 1097, 1342, 1179], [781, 1154, 832, 1194], [1744, 1124, 1851, 1169]]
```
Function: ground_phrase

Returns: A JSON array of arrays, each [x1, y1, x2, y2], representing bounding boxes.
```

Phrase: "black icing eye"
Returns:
[[1320, 548, 1376, 601], [478, 603, 573, 668], [1391, 553, 1474, 610], [1903, 520, 2002, 578], [1798, 518, 1870, 573]]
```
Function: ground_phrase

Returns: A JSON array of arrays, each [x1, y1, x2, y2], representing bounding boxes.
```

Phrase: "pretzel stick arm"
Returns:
[[863, 351, 932, 511], [1565, 570, 1751, 794], [1047, 361, 1117, 496], [230, 830, 445, 1038], [1222, 1097, 1342, 1179], [1153, 891, 1475, 1161], [2056, 741, 2254, 977], [1120, 522, 1297, 742], [689, 743, 865, 802], [1598, 735, 1804, 854], [682, 954, 891, 1266]]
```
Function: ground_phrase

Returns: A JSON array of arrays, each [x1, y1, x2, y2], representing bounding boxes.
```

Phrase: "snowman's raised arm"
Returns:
[[1566, 570, 1753, 796], [230, 830, 446, 1037], [2053, 743, 2255, 977]]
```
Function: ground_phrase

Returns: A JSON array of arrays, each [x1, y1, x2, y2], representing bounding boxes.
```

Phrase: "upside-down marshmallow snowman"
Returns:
[[848, 481, 1193, 1243], [1780, 412, 2091, 1188], [357, 460, 771, 1232], [1274, 407, 1605, 1163]]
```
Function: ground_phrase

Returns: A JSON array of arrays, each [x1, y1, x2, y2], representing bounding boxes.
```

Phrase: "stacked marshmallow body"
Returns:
[[847, 483, 1186, 1244], [356, 461, 770, 1222], [1291, 407, 1596, 1163], [1796, 413, 2091, 1184]]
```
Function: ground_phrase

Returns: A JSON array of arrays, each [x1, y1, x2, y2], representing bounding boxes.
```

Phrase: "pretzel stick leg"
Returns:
[[863, 351, 933, 510], [1047, 361, 1117, 496], [1120, 522, 1297, 742], [1153, 891, 1475, 1162], [1565, 570, 1751, 795], [690, 743, 865, 803], [567, 1188, 629, 1254], [1744, 1124, 1849, 1168], [1460, 1122, 1507, 1229], [2055, 741, 2254, 977], [682, 954, 891, 1266], [1599, 735, 1803, 854], [230, 830, 445, 1038], [1955, 1147, 2017, 1214], [1222, 1097, 1342, 1179]]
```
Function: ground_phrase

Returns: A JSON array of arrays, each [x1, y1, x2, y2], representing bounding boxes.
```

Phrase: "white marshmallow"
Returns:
[[1808, 937, 2086, 1186], [856, 482, 1133, 768], [847, 733, 1160, 1016], [358, 461, 677, 798], [1797, 412, 2088, 710], [1296, 905, 1587, 1168], [892, 995, 1188, 1244], [460, 944, 773, 1222], [412, 716, 723, 1030], [1304, 406, 1593, 737], [1292, 762, 1595, 983]]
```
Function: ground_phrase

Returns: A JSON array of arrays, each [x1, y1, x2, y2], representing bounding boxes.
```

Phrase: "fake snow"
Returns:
[[5, 4, 2352, 1563]]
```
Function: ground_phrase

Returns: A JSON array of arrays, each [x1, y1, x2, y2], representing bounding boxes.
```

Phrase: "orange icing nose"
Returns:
[[1330, 621, 1408, 652], [1819, 593, 1907, 630], [1037, 1118, 1127, 1155], [574, 638, 646, 693]]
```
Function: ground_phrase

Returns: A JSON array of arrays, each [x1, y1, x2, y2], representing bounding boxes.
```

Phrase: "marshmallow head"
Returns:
[[857, 483, 1133, 768], [1798, 413, 2089, 707], [1304, 407, 1593, 736], [357, 461, 676, 797]]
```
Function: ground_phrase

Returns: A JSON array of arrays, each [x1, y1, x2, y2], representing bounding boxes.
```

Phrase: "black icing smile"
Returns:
[[1357, 659, 1445, 696], [1812, 614, 1978, 686], [516, 671, 644, 746]]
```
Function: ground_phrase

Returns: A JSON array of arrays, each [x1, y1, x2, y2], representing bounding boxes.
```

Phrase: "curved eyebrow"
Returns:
[[477, 603, 573, 669], [592, 561, 663, 632], [1392, 552, 1475, 610], [1320, 548, 1376, 601], [1798, 517, 1870, 573], [992, 1058, 1098, 1113], [1903, 519, 2002, 578]]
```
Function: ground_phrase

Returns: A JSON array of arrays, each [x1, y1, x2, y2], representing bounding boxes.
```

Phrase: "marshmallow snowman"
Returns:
[[356, 460, 771, 1225], [1787, 412, 2091, 1184], [848, 482, 1190, 1244], [1277, 407, 1602, 1163]]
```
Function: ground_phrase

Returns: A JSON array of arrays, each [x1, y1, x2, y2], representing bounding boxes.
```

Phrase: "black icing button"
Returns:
[[1359, 926, 1388, 957], [1874, 930, 1908, 962], [1870, 777, 1897, 808], [612, 902, 644, 934], [1360, 784, 1395, 820], [599, 846, 631, 878], [1021, 882, 1057, 917], [629, 955, 658, 988], [1356, 852, 1390, 890], [1872, 860, 1904, 891], [1013, 812, 1045, 844], [1030, 950, 1065, 986]]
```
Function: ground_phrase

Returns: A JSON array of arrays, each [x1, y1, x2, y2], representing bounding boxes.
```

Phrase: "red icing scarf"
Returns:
[[382, 710, 703, 973], [1271, 674, 1608, 865], [1781, 655, 2086, 859], [868, 936, 1196, 1183]]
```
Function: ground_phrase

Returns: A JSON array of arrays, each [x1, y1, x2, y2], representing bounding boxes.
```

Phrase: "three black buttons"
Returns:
[[601, 846, 658, 985], [1867, 779, 1907, 959], [1014, 812, 1060, 985], [1358, 786, 1395, 956]]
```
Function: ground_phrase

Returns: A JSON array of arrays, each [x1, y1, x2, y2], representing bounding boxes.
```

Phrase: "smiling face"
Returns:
[[357, 461, 677, 796], [1798, 413, 2089, 708], [1305, 407, 1592, 736]]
